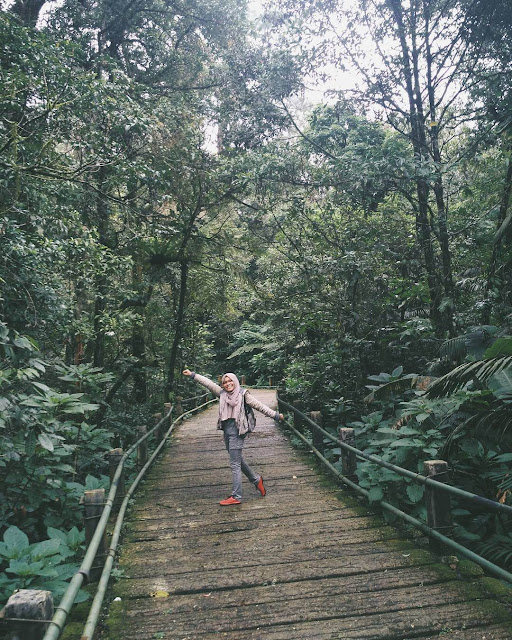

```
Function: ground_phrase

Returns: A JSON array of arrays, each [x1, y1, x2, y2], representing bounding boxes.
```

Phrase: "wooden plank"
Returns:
[[107, 599, 510, 640], [105, 391, 512, 640]]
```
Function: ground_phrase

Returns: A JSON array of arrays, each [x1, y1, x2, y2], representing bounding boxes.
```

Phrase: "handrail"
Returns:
[[182, 392, 210, 404], [278, 395, 512, 585], [278, 397, 512, 516], [41, 398, 218, 640]]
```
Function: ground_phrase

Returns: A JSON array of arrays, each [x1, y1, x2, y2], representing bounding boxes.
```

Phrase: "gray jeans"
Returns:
[[222, 420, 259, 500]]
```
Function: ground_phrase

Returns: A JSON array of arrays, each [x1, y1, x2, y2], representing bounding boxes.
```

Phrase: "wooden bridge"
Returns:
[[103, 390, 512, 640]]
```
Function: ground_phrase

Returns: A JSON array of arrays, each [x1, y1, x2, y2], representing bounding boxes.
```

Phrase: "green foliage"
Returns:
[[0, 525, 87, 606], [0, 321, 112, 537], [54, 363, 115, 397]]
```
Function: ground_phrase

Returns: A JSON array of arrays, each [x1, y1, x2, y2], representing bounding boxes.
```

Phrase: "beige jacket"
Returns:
[[190, 372, 280, 435]]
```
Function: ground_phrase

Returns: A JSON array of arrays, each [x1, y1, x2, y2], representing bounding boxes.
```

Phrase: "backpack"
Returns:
[[243, 390, 256, 432]]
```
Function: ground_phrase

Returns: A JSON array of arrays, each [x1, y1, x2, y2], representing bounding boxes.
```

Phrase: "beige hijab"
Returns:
[[219, 373, 243, 421]]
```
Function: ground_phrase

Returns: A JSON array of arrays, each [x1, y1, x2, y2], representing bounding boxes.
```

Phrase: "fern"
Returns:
[[227, 341, 281, 359], [426, 356, 512, 398], [441, 406, 512, 453], [365, 375, 432, 403], [439, 326, 499, 363], [473, 534, 512, 570]]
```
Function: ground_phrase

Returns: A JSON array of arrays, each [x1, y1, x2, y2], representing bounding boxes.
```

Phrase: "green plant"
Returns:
[[0, 525, 87, 606]]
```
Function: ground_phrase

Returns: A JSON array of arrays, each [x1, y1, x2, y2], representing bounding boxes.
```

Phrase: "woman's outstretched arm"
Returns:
[[245, 391, 284, 422], [183, 369, 222, 397]]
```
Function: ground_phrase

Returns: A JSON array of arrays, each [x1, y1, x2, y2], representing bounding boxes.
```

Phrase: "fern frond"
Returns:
[[473, 535, 512, 570], [426, 356, 512, 398], [439, 326, 498, 362], [441, 406, 512, 453], [364, 375, 432, 403], [227, 341, 280, 360], [440, 336, 466, 362]]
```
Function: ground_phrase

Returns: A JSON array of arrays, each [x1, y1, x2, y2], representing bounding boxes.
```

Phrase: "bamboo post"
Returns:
[[108, 448, 125, 512], [137, 425, 148, 469], [292, 401, 304, 433], [339, 427, 357, 480], [310, 411, 324, 455], [423, 460, 452, 552], [277, 388, 284, 414], [163, 402, 172, 427], [153, 412, 164, 444], [3, 589, 53, 640], [83, 489, 107, 581], [175, 396, 183, 416]]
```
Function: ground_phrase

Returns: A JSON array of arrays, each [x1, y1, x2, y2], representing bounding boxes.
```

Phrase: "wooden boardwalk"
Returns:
[[105, 390, 512, 640]]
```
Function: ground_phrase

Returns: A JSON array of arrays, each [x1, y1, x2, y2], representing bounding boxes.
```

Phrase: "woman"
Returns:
[[182, 369, 284, 506]]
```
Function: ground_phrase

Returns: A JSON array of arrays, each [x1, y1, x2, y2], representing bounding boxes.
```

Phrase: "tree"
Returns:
[[265, 0, 507, 335]]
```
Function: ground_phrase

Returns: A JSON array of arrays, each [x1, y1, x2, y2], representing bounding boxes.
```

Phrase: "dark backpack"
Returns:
[[243, 391, 256, 432]]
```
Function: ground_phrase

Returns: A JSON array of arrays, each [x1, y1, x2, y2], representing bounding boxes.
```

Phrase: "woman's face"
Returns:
[[222, 375, 236, 392]]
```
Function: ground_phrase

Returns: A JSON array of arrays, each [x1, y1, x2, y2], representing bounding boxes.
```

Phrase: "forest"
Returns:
[[1, 0, 511, 607]]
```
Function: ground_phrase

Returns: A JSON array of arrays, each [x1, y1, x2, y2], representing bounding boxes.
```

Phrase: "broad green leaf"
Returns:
[[460, 438, 484, 457], [7, 560, 44, 576], [406, 483, 424, 503], [30, 538, 62, 561], [368, 487, 384, 503], [4, 526, 29, 556], [67, 527, 85, 550], [47, 527, 68, 544], [495, 453, 512, 463], [483, 337, 512, 359], [38, 433, 54, 452], [31, 381, 51, 392]]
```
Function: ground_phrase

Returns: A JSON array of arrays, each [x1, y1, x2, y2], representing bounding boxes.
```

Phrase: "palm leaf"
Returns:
[[439, 336, 467, 362], [227, 341, 281, 360], [439, 326, 499, 362], [484, 337, 512, 358], [364, 375, 433, 403], [441, 406, 512, 453], [426, 356, 512, 398], [487, 367, 512, 401]]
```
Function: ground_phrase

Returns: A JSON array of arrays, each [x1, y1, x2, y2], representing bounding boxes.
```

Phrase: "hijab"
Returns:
[[219, 372, 243, 421]]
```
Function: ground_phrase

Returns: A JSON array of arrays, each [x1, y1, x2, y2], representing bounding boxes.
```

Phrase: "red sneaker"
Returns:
[[256, 476, 266, 497], [219, 496, 241, 506]]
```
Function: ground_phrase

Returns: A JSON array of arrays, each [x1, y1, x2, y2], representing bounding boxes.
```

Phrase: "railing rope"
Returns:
[[278, 396, 512, 516], [278, 393, 512, 585], [20, 397, 217, 640]]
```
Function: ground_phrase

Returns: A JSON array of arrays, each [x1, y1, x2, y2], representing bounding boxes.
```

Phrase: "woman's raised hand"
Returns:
[[182, 369, 192, 376]]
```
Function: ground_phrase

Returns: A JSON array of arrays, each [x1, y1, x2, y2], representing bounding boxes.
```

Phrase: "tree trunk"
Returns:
[[424, 0, 455, 334], [166, 260, 189, 399], [131, 258, 147, 403], [93, 167, 109, 368], [388, 0, 444, 334], [10, 0, 46, 26], [483, 151, 512, 323]]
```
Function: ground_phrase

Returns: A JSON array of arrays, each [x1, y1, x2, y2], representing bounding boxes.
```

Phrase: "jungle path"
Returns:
[[105, 390, 512, 640]]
